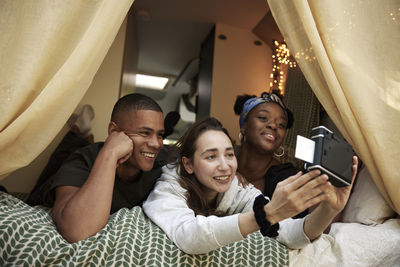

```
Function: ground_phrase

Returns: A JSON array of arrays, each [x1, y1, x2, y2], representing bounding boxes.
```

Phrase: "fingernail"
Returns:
[[321, 175, 328, 180]]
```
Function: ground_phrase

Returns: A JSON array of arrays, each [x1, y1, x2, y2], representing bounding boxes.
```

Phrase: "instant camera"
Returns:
[[303, 126, 354, 187]]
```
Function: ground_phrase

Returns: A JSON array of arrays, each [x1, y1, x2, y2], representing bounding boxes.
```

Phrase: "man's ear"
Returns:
[[108, 121, 119, 135], [182, 156, 194, 174]]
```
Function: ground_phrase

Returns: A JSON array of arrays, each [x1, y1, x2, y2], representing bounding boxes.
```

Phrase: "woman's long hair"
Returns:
[[168, 117, 234, 216]]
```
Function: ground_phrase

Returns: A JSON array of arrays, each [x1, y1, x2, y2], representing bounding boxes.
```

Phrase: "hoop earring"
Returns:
[[238, 132, 246, 143], [274, 146, 285, 158]]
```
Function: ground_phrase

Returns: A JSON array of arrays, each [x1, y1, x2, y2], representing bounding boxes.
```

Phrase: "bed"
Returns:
[[289, 166, 400, 267], [288, 219, 400, 267], [1, 166, 399, 266]]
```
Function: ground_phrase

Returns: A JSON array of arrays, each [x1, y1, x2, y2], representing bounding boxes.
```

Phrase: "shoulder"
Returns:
[[52, 143, 104, 185], [160, 164, 180, 180], [143, 165, 187, 210], [64, 142, 104, 164], [153, 164, 185, 193], [79, 142, 104, 156]]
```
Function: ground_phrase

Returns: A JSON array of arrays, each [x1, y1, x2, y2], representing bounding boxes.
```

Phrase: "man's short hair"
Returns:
[[111, 93, 163, 123]]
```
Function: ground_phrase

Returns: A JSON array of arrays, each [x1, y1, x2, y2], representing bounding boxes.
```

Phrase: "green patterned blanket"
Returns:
[[0, 192, 288, 266]]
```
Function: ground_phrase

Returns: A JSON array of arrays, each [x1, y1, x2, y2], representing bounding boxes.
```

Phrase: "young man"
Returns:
[[50, 93, 165, 242]]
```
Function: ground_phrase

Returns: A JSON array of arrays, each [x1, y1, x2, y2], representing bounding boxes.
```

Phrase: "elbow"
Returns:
[[277, 238, 309, 250], [52, 213, 99, 243], [171, 221, 222, 254], [176, 243, 212, 255], [277, 218, 311, 250], [60, 230, 87, 243], [56, 220, 91, 243], [173, 231, 214, 255]]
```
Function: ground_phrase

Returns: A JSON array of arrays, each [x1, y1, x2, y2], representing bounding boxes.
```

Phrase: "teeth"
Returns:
[[142, 152, 155, 158], [265, 133, 275, 140], [214, 175, 230, 180]]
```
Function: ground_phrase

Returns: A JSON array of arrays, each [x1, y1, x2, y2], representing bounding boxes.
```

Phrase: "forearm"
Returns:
[[173, 214, 245, 254], [303, 204, 338, 241], [238, 211, 259, 237], [54, 150, 117, 242]]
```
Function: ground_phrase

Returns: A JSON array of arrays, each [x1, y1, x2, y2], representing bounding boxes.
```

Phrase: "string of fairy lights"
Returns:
[[269, 41, 297, 95]]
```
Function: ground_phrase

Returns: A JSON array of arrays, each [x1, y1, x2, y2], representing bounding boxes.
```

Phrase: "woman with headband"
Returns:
[[234, 93, 308, 217]]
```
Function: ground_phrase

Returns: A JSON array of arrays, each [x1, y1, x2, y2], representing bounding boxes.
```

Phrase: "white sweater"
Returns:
[[143, 165, 310, 254]]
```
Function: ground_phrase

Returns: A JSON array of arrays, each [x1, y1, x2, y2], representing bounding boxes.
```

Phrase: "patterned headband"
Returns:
[[239, 92, 287, 128]]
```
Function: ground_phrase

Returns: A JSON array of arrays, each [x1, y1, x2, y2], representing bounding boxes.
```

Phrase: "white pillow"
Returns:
[[341, 166, 395, 225]]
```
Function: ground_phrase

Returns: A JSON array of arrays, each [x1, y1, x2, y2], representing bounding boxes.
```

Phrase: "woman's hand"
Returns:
[[320, 156, 359, 214], [302, 156, 359, 240], [264, 170, 331, 224]]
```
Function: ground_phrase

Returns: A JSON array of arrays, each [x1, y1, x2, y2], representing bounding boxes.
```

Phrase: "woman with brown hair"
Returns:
[[143, 117, 358, 254]]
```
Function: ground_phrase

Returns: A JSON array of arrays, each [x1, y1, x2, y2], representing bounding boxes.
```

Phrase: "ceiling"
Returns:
[[131, 0, 274, 80]]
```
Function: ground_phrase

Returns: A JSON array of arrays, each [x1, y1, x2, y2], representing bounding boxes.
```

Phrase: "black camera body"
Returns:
[[304, 126, 354, 187]]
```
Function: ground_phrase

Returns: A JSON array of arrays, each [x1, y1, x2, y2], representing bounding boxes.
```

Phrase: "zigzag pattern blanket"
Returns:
[[0, 192, 288, 266]]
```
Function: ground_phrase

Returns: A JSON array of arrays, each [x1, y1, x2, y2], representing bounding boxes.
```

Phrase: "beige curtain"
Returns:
[[0, 0, 133, 179], [267, 0, 400, 213]]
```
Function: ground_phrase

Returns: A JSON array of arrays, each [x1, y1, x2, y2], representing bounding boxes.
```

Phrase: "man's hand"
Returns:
[[103, 131, 134, 166]]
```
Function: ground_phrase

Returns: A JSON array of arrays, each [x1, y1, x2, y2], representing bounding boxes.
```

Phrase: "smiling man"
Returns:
[[50, 93, 165, 242]]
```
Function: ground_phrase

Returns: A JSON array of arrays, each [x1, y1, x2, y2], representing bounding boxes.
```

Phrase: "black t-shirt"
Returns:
[[263, 163, 298, 199], [47, 142, 165, 213]]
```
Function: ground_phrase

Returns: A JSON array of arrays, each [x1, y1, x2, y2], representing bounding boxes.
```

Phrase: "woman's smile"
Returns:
[[183, 130, 237, 201], [261, 131, 277, 142]]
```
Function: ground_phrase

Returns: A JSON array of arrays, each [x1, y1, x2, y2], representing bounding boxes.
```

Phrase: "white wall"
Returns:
[[210, 24, 273, 144], [0, 19, 128, 193]]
